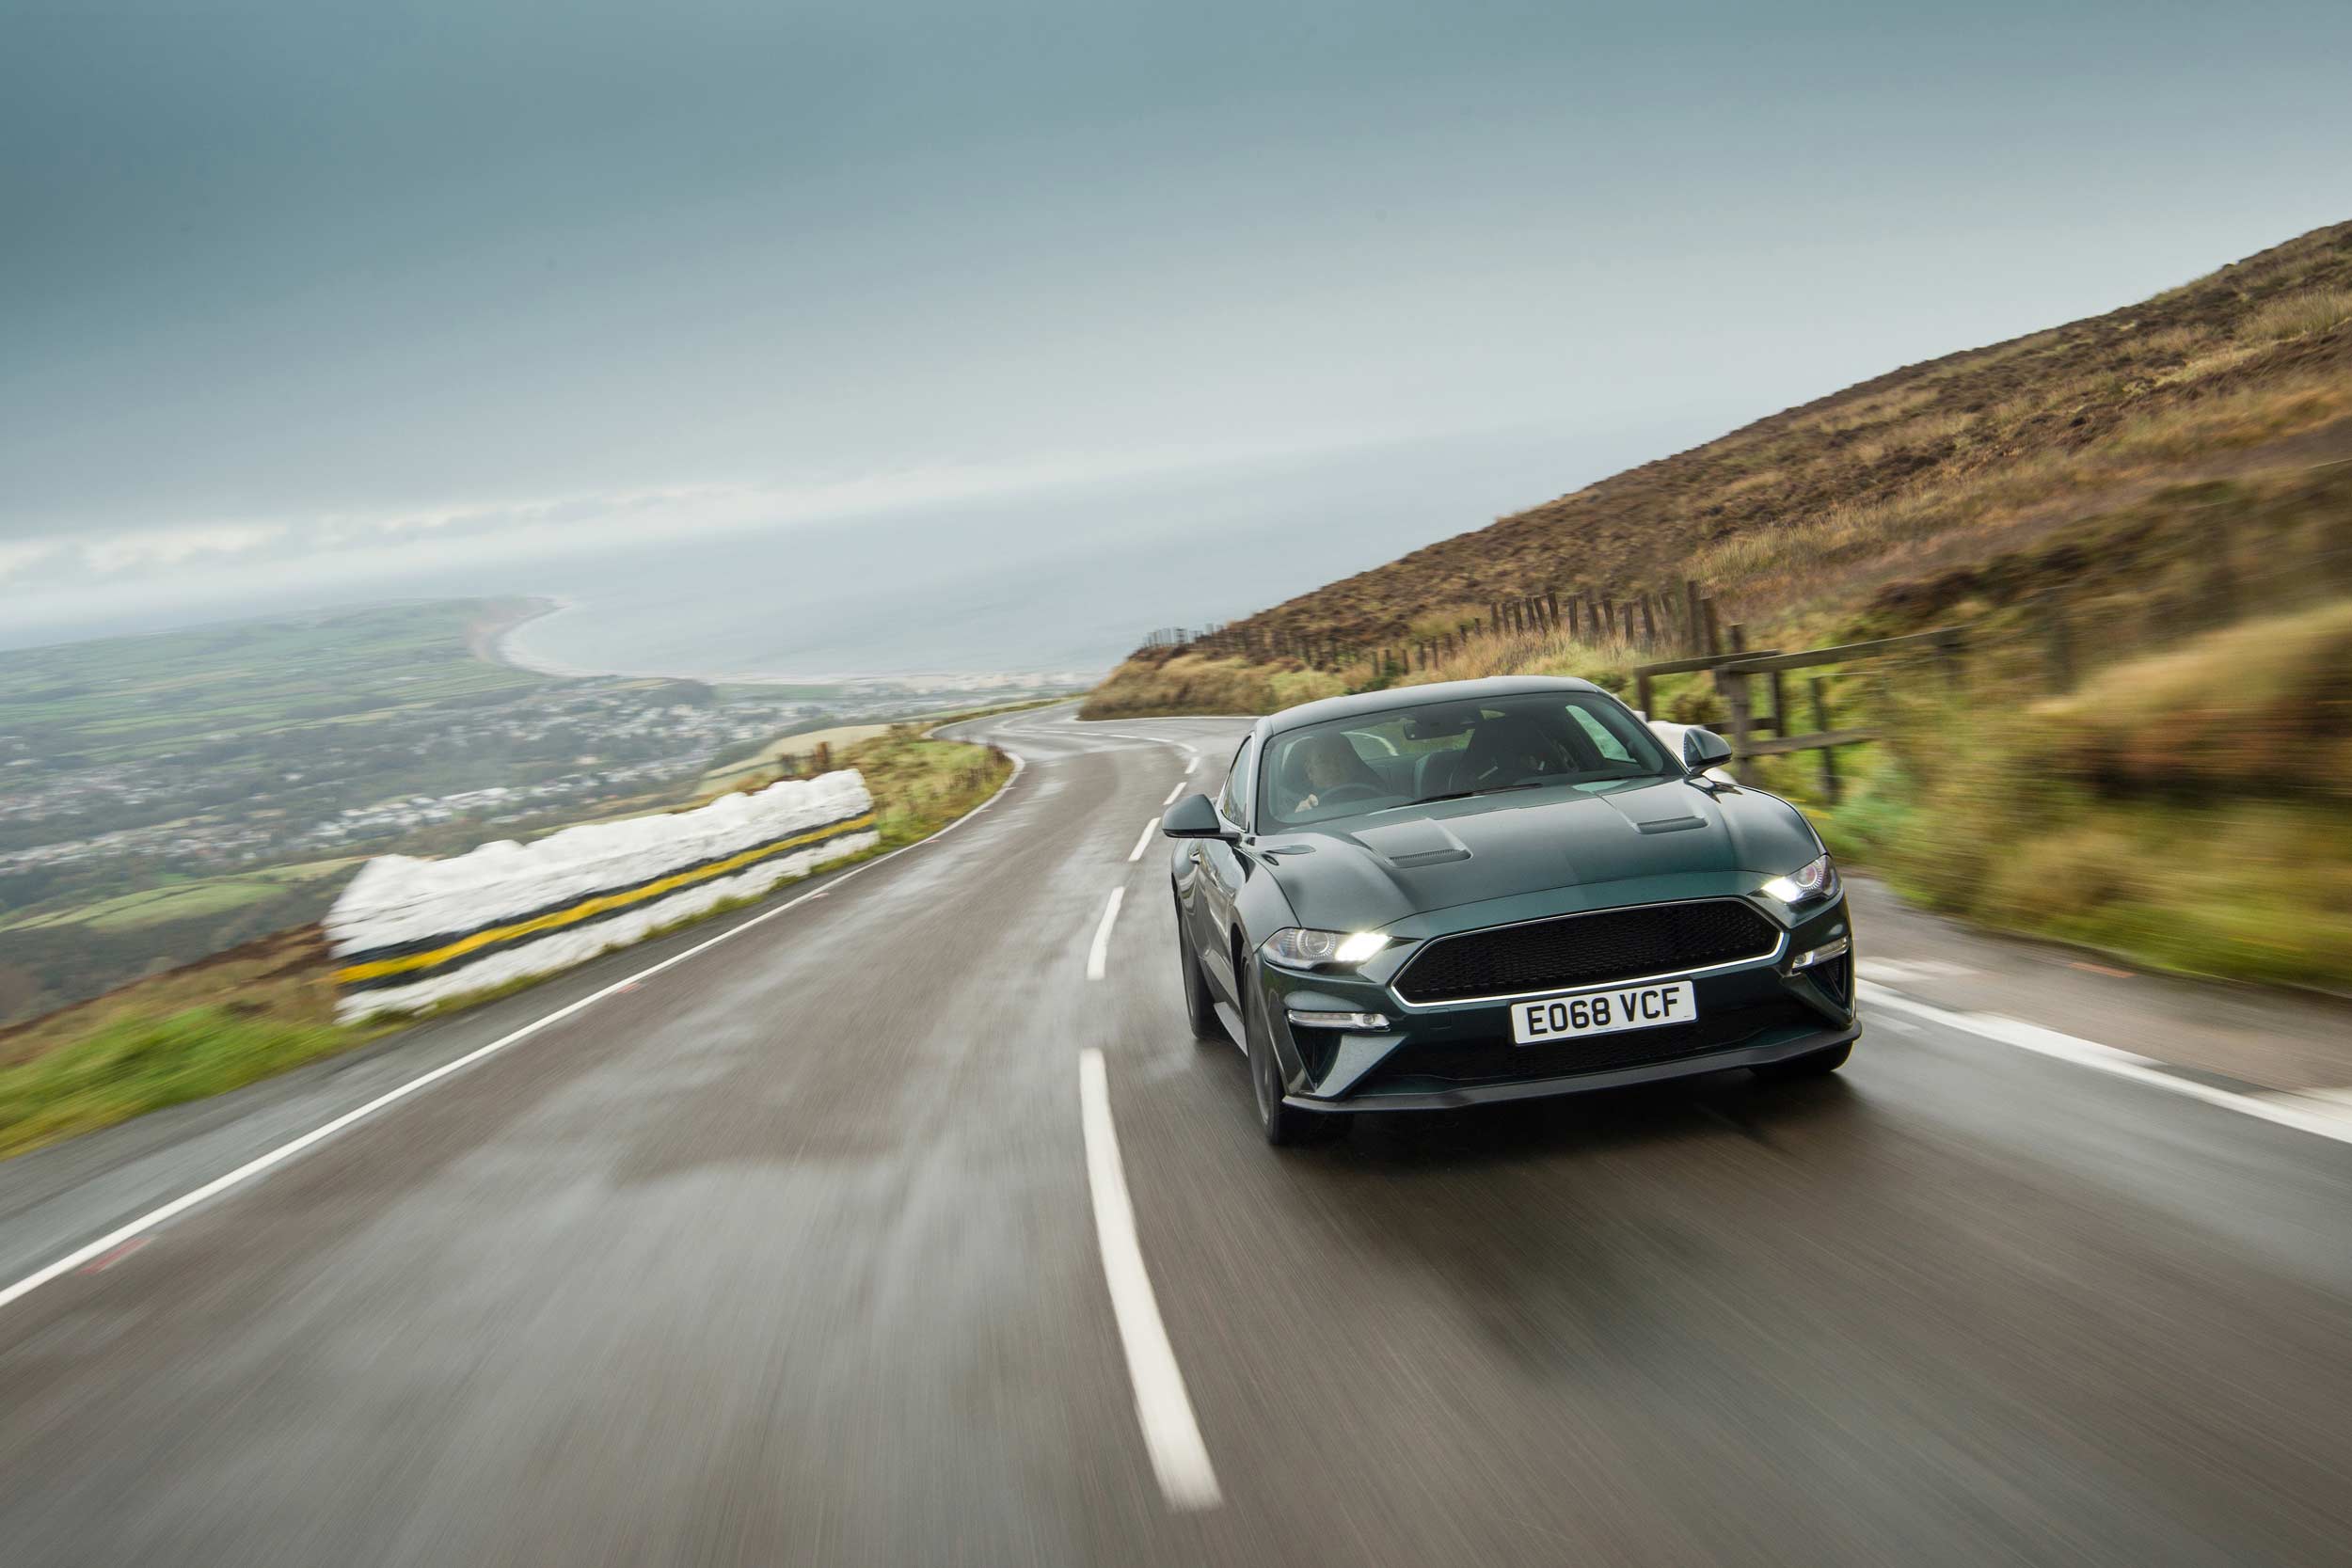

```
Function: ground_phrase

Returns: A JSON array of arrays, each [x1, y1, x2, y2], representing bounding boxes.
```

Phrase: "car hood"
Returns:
[[1258, 781, 1818, 932]]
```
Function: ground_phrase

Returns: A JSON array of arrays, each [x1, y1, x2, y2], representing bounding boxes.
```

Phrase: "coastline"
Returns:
[[479, 596, 601, 678], [480, 594, 1100, 692]]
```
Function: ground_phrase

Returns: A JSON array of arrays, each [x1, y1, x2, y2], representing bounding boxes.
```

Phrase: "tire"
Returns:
[[1754, 1039, 1852, 1082], [1242, 983, 1336, 1146], [1174, 897, 1223, 1043]]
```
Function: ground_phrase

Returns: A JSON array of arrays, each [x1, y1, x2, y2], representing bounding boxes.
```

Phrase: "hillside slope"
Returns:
[[1102, 218, 2351, 680]]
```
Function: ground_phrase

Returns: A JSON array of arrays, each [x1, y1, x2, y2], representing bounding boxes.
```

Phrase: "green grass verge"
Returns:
[[1774, 603, 2352, 991], [0, 1007, 352, 1160]]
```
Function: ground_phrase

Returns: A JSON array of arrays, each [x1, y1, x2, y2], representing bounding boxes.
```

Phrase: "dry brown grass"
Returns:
[[2244, 287, 2352, 342], [1080, 653, 1344, 720], [2032, 599, 2352, 792]]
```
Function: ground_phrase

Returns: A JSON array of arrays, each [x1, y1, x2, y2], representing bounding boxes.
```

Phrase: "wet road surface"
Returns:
[[3, 706, 2350, 1566]]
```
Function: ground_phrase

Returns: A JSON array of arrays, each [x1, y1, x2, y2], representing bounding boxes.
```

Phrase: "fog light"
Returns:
[[1788, 935, 1851, 971], [1286, 1009, 1391, 1031]]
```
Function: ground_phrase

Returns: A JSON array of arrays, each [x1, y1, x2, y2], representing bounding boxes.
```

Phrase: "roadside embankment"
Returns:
[[1079, 650, 1344, 719]]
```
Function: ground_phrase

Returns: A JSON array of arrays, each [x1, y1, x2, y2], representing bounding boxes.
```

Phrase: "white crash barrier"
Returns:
[[325, 769, 879, 1022]]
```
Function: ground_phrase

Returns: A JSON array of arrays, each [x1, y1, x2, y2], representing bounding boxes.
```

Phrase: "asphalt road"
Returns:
[[4, 706, 2351, 1566]]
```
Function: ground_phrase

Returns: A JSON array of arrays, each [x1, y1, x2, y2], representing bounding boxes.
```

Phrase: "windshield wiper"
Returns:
[[1396, 781, 1553, 809]]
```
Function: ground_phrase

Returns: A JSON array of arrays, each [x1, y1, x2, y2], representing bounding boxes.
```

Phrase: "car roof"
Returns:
[[1258, 674, 1609, 736]]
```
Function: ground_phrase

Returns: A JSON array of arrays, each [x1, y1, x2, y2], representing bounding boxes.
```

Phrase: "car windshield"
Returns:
[[1257, 690, 1679, 829]]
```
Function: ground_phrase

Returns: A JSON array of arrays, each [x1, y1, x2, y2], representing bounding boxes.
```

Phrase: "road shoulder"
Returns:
[[1850, 876, 2352, 1101]]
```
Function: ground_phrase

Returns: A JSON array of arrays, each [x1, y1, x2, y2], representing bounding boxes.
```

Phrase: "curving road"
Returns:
[[3, 705, 2351, 1566]]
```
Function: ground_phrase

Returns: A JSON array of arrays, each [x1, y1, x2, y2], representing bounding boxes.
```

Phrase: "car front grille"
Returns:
[[1391, 899, 1780, 1005]]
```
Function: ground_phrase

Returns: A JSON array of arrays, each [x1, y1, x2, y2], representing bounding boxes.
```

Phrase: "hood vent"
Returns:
[[1351, 819, 1471, 868]]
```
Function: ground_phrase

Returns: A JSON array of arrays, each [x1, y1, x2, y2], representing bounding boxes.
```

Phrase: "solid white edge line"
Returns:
[[1127, 817, 1161, 863], [1857, 979, 2352, 1147], [1087, 887, 1125, 980], [1076, 1049, 1222, 1512], [1161, 782, 1185, 806], [0, 747, 1032, 1318]]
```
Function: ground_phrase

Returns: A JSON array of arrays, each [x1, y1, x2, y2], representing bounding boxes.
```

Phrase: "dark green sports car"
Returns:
[[1163, 675, 1858, 1144]]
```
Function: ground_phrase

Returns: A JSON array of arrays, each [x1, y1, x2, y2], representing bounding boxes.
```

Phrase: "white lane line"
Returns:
[[1161, 781, 1185, 806], [1858, 980, 2352, 1147], [1076, 1050, 1222, 1512], [0, 750, 1031, 1319], [1087, 888, 1125, 980], [1127, 817, 1161, 863], [1184, 756, 1199, 774], [1857, 958, 1975, 984]]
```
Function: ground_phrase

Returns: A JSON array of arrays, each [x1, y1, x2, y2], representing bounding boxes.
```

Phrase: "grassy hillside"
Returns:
[[1087, 219, 2352, 990], [1090, 219, 2351, 711]]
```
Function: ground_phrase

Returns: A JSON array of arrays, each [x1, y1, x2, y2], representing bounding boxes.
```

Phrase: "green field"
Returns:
[[0, 598, 549, 766]]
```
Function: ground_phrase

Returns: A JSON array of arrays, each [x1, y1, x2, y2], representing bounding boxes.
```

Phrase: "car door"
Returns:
[[1195, 737, 1255, 1002]]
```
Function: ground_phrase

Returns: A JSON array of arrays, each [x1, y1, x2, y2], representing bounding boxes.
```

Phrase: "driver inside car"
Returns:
[[1285, 731, 1383, 814], [1462, 712, 1565, 786]]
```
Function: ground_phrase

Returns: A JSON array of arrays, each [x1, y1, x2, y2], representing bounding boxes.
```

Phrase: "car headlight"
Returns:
[[1760, 852, 1837, 906], [1261, 928, 1392, 969]]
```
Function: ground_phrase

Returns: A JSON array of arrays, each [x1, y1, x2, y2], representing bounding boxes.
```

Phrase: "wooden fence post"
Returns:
[[1546, 588, 1560, 626], [1810, 677, 1840, 805], [1640, 596, 1658, 648], [1685, 579, 1705, 655], [1718, 625, 1752, 776], [1702, 598, 1723, 657]]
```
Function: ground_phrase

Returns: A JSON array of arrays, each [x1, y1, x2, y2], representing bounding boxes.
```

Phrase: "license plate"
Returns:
[[1511, 981, 1697, 1045]]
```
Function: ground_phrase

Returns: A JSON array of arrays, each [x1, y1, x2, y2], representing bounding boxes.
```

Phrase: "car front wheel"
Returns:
[[1243, 983, 1336, 1146]]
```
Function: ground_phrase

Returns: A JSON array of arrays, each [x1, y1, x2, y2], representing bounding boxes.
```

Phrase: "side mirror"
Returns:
[[1160, 792, 1234, 840], [1681, 727, 1735, 771]]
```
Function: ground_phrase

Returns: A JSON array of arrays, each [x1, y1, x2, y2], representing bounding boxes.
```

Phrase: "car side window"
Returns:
[[1218, 739, 1252, 828], [1565, 705, 1635, 763]]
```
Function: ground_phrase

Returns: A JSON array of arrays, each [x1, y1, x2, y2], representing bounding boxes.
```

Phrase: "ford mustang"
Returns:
[[1163, 676, 1857, 1144]]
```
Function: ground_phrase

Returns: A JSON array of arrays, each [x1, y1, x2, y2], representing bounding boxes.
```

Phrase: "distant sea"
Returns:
[[500, 420, 1714, 682]]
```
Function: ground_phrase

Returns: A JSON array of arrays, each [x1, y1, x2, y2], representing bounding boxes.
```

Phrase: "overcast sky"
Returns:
[[6, 1, 2349, 663]]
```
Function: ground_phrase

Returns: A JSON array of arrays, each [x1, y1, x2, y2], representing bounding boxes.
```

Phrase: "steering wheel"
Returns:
[[1313, 782, 1384, 804]]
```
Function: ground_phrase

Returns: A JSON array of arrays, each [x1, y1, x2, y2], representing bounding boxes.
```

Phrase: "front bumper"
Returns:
[[1261, 894, 1857, 1112]]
